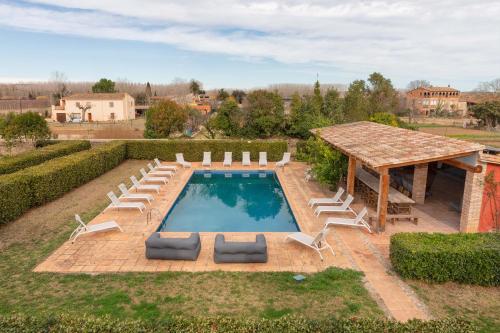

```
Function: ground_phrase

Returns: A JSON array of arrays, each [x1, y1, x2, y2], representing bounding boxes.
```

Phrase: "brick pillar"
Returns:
[[412, 163, 428, 204], [460, 165, 486, 233]]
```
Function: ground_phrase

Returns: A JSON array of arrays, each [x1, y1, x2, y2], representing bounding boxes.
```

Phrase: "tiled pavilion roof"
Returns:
[[313, 122, 484, 169]]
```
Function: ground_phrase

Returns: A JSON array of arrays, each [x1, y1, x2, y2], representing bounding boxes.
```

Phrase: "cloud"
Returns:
[[1, 0, 499, 83]]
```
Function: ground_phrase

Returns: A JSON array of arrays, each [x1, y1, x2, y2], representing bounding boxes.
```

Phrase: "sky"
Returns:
[[0, 0, 499, 90]]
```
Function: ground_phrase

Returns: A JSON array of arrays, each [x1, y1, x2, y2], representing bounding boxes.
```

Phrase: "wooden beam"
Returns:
[[443, 159, 482, 173], [347, 156, 356, 195], [377, 169, 390, 232]]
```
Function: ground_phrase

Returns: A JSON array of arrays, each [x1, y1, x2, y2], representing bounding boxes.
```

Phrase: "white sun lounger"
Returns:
[[324, 207, 372, 233], [130, 176, 160, 193], [202, 152, 211, 167], [223, 152, 232, 167], [285, 228, 334, 261], [242, 152, 251, 166], [118, 183, 153, 204], [176, 153, 191, 168], [314, 195, 354, 217], [140, 168, 168, 184], [69, 214, 123, 243], [154, 158, 177, 172], [276, 152, 291, 168], [106, 191, 145, 213], [147, 163, 174, 177], [308, 187, 345, 207], [259, 152, 267, 167]]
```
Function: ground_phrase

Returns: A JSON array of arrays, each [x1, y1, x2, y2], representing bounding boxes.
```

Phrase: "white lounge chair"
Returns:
[[308, 187, 345, 207], [176, 153, 191, 168], [154, 158, 177, 172], [118, 183, 153, 204], [106, 191, 145, 213], [324, 207, 372, 233], [276, 152, 291, 168], [140, 168, 168, 184], [259, 152, 267, 167], [130, 176, 160, 193], [285, 228, 334, 261], [242, 152, 251, 166], [314, 195, 354, 217], [147, 163, 174, 177], [202, 152, 211, 167], [223, 152, 232, 167], [69, 214, 123, 243]]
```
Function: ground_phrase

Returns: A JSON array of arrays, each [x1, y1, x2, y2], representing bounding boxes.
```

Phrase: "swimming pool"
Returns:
[[157, 170, 300, 232]]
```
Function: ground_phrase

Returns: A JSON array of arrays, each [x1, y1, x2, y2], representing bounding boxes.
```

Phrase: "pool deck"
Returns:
[[35, 161, 460, 321]]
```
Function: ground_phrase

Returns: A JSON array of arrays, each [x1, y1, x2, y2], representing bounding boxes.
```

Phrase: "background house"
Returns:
[[52, 93, 135, 122], [406, 86, 467, 116]]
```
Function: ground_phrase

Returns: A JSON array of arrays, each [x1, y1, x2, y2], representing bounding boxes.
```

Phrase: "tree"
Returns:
[[287, 93, 332, 139], [214, 98, 242, 136], [145, 82, 152, 101], [92, 78, 116, 93], [312, 80, 323, 116], [369, 112, 399, 127], [50, 71, 69, 103], [144, 100, 188, 138], [231, 90, 246, 104], [13, 112, 51, 144], [216, 89, 230, 101], [203, 115, 218, 139], [470, 101, 500, 129], [407, 80, 431, 90], [244, 90, 285, 138], [367, 72, 399, 115], [189, 80, 202, 95], [77, 103, 92, 121], [343, 80, 369, 122], [476, 78, 500, 92], [323, 89, 344, 123], [0, 113, 21, 154], [134, 92, 147, 105], [186, 108, 204, 133]]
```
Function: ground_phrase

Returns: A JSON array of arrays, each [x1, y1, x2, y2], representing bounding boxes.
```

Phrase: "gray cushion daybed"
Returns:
[[214, 234, 267, 263], [145, 232, 201, 260]]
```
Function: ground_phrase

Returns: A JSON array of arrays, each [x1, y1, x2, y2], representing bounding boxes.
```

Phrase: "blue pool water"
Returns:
[[157, 170, 300, 232]]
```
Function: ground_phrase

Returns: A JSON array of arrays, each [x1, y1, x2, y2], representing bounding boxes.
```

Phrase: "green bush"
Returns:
[[0, 140, 91, 175], [0, 141, 126, 224], [127, 140, 288, 162], [390, 233, 500, 286], [0, 314, 475, 333]]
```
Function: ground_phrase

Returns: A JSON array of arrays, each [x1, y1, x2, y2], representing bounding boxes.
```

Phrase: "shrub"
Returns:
[[390, 233, 500, 286], [126, 140, 288, 162], [0, 140, 91, 175], [0, 141, 126, 224], [0, 314, 475, 333]]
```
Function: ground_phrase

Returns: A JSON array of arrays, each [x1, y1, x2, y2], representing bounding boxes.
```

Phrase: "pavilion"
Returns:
[[313, 121, 485, 232]]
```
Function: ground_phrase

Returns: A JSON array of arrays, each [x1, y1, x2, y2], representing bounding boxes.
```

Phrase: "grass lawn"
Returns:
[[417, 126, 500, 147], [0, 160, 383, 321], [410, 281, 500, 333]]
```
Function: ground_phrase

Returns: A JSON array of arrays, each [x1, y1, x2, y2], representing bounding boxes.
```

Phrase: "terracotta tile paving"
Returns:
[[34, 161, 461, 321]]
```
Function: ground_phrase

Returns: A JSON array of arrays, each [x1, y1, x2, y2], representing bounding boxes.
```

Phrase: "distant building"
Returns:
[[460, 92, 500, 110], [150, 94, 213, 115], [406, 86, 467, 116], [0, 97, 50, 116], [52, 93, 135, 122]]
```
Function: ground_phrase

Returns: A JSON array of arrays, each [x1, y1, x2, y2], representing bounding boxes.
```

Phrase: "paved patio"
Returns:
[[35, 160, 460, 321]]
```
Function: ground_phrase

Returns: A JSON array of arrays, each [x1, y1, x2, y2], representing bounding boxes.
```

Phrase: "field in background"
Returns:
[[415, 125, 500, 147], [49, 118, 145, 139]]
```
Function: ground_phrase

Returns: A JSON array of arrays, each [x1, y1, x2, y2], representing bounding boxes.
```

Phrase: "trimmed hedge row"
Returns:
[[0, 140, 91, 175], [127, 140, 288, 162], [0, 314, 476, 333], [390, 232, 500, 286], [0, 141, 127, 224]]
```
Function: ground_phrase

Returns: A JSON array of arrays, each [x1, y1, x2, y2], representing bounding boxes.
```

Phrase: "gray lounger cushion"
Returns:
[[214, 234, 267, 263], [145, 232, 201, 260]]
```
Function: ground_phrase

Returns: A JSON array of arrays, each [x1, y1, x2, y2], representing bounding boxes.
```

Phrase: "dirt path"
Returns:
[[0, 160, 148, 250]]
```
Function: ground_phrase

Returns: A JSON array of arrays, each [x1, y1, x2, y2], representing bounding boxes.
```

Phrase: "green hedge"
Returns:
[[0, 141, 127, 224], [0, 314, 475, 333], [390, 233, 500, 286], [126, 140, 288, 162], [0, 140, 91, 175]]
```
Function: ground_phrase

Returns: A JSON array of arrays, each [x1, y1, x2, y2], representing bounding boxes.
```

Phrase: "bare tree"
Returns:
[[77, 104, 92, 121], [50, 71, 70, 104], [406, 80, 431, 90], [476, 78, 500, 92]]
